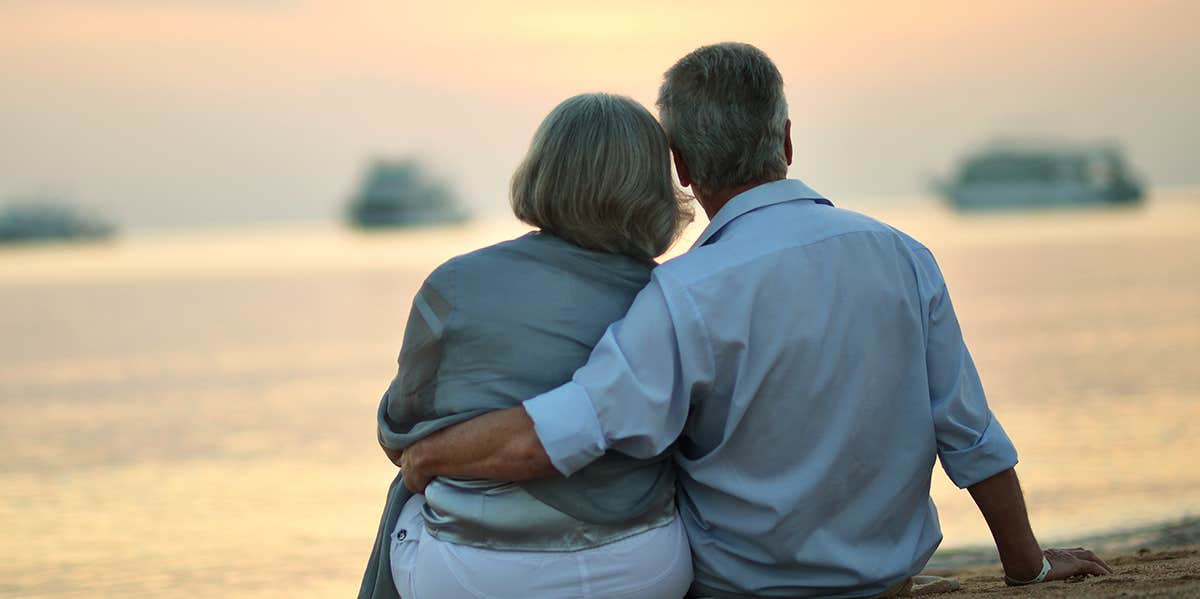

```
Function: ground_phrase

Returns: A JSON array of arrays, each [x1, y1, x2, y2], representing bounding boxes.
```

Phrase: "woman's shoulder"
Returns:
[[446, 231, 544, 267], [423, 231, 651, 310], [419, 233, 551, 303], [437, 232, 650, 282], [425, 232, 541, 286]]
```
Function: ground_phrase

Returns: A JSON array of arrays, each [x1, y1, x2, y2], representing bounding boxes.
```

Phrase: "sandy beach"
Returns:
[[941, 547, 1199, 598], [927, 518, 1200, 597], [4, 2, 1198, 594]]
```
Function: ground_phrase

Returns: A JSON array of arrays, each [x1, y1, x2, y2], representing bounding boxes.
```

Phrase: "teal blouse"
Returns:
[[359, 232, 675, 599]]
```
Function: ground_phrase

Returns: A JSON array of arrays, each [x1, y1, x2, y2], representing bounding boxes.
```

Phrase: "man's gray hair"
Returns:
[[657, 42, 789, 195], [511, 93, 692, 262]]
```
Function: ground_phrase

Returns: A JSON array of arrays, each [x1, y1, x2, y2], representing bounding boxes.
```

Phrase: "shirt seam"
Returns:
[[653, 267, 716, 400], [697, 195, 828, 247], [423, 261, 458, 418], [909, 245, 942, 348], [671, 228, 900, 288]]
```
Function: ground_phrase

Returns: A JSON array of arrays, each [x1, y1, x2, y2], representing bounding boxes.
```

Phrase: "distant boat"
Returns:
[[346, 159, 467, 229], [0, 201, 116, 244], [938, 142, 1143, 210]]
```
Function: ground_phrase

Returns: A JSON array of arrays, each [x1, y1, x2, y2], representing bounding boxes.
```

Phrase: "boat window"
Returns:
[[961, 156, 1058, 184]]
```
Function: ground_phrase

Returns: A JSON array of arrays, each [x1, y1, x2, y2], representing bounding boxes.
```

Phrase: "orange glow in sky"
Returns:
[[1, 1, 1197, 228]]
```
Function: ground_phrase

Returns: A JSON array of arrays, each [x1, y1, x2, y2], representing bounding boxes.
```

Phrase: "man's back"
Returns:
[[399, 40, 1111, 596], [665, 190, 944, 596], [525, 180, 1017, 598]]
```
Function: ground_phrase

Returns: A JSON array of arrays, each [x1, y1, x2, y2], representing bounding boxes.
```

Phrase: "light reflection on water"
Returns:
[[1, 193, 1197, 597]]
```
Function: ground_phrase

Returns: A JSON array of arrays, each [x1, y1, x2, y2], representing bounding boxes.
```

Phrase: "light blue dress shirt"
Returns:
[[523, 179, 1019, 598]]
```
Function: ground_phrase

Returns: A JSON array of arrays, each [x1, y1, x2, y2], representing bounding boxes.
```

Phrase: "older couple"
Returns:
[[360, 43, 1110, 599]]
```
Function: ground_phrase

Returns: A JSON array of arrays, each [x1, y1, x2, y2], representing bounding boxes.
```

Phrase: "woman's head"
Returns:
[[511, 93, 692, 262]]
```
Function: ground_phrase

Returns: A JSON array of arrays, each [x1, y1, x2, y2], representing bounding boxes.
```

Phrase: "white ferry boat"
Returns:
[[939, 142, 1143, 210]]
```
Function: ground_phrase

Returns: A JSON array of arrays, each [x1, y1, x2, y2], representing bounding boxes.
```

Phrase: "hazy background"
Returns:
[[2, 0, 1198, 230], [2, 2, 1198, 597]]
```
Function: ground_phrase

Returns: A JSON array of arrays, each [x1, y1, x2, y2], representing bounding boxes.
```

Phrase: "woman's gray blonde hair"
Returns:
[[657, 42, 789, 195], [511, 93, 692, 262]]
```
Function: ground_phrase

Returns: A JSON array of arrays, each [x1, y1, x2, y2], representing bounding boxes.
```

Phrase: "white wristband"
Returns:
[[1004, 555, 1051, 586]]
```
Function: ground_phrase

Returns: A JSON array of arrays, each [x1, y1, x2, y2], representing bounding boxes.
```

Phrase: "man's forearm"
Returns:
[[401, 407, 559, 492], [967, 467, 1044, 580]]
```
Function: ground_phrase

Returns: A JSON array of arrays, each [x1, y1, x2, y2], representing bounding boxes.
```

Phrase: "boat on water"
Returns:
[[0, 201, 116, 244], [938, 142, 1143, 210], [346, 159, 467, 229]]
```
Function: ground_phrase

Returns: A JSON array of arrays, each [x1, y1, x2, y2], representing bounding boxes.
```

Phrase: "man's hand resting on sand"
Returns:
[[969, 469, 1111, 585], [1035, 547, 1112, 583]]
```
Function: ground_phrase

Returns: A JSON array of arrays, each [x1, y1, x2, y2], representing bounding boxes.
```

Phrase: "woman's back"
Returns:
[[435, 231, 649, 411], [363, 92, 693, 599], [379, 231, 675, 550]]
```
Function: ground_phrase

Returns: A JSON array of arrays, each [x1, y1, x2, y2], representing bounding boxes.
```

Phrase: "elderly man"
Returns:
[[398, 43, 1111, 597]]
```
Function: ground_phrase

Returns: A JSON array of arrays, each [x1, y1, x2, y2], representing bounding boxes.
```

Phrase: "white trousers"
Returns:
[[390, 495, 693, 599]]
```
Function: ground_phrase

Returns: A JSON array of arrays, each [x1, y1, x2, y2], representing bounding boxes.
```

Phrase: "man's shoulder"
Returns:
[[659, 202, 934, 286], [823, 205, 931, 252]]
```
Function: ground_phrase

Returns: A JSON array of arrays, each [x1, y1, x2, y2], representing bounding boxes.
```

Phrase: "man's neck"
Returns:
[[696, 178, 785, 220]]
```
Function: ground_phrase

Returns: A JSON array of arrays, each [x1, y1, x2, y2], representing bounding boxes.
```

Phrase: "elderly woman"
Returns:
[[358, 94, 695, 599]]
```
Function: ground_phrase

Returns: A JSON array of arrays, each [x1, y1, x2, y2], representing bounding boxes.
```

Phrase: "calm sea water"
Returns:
[[1, 193, 1197, 597]]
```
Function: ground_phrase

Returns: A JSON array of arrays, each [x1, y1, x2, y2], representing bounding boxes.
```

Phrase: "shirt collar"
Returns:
[[692, 179, 832, 248]]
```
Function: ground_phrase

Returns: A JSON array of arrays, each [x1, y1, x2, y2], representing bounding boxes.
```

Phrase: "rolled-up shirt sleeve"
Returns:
[[924, 260, 1019, 488], [524, 268, 714, 476]]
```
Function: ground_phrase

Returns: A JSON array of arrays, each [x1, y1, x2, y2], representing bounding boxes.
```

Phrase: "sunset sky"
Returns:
[[2, 1, 1197, 229]]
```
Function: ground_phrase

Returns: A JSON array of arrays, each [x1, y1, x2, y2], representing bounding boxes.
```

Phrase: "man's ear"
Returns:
[[671, 147, 692, 188], [784, 119, 793, 166]]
